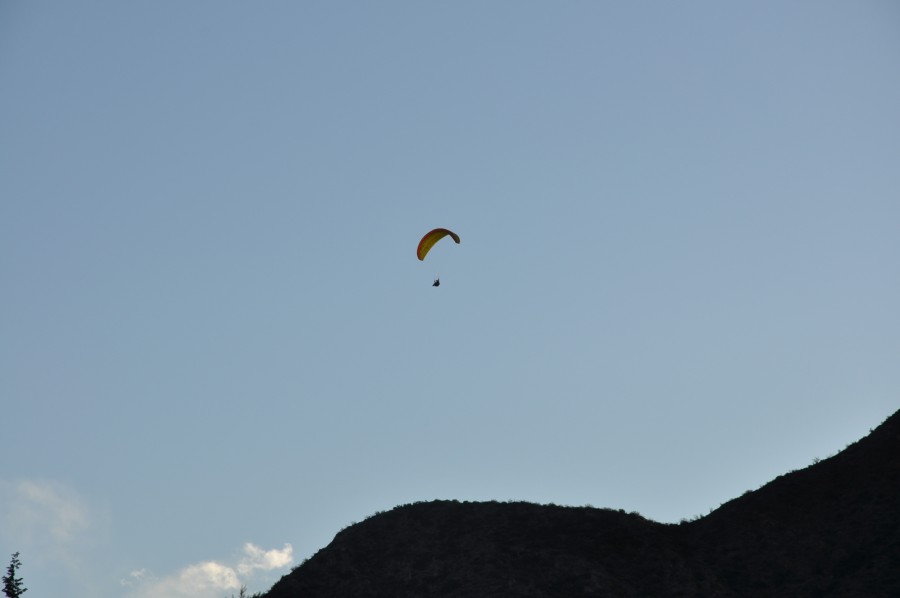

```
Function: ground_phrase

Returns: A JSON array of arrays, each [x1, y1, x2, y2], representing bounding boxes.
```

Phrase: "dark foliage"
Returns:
[[2, 553, 27, 598], [263, 409, 900, 597]]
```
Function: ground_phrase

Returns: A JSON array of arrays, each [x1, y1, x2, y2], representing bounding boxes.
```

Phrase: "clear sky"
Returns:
[[2, 2, 898, 596]]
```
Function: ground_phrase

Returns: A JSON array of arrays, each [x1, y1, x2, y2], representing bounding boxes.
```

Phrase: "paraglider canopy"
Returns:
[[417, 228, 460, 261]]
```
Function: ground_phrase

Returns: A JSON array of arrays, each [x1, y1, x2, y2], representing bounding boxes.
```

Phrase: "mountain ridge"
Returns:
[[263, 409, 900, 597]]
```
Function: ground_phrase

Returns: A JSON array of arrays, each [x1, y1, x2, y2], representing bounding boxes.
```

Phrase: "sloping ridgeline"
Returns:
[[263, 409, 900, 597]]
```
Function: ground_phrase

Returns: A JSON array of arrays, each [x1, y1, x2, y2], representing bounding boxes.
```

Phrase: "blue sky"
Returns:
[[2, 2, 899, 596]]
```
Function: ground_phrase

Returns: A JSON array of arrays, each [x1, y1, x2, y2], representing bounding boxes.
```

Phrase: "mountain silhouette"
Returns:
[[262, 409, 899, 597]]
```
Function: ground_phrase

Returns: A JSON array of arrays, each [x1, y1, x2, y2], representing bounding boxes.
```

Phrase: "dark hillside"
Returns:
[[264, 409, 900, 597], [688, 408, 900, 595], [265, 502, 719, 597]]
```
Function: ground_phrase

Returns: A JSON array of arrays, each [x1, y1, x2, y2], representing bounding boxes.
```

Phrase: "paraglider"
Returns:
[[417, 228, 459, 286], [417, 228, 460, 261]]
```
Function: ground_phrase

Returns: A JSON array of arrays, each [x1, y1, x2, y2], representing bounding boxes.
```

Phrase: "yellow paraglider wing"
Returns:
[[417, 228, 460, 261]]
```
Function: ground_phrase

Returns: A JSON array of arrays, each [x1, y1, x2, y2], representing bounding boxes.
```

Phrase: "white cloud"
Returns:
[[238, 542, 293, 575], [1, 480, 294, 597], [126, 543, 293, 598], [120, 568, 149, 587], [0, 478, 107, 596], [0, 479, 99, 561], [12, 479, 91, 544], [126, 562, 241, 598]]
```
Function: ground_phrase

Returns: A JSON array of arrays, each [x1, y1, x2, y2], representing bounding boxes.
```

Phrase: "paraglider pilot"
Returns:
[[417, 228, 458, 289]]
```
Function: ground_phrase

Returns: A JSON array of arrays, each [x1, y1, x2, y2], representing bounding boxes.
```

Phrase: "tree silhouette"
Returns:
[[2, 552, 27, 598]]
